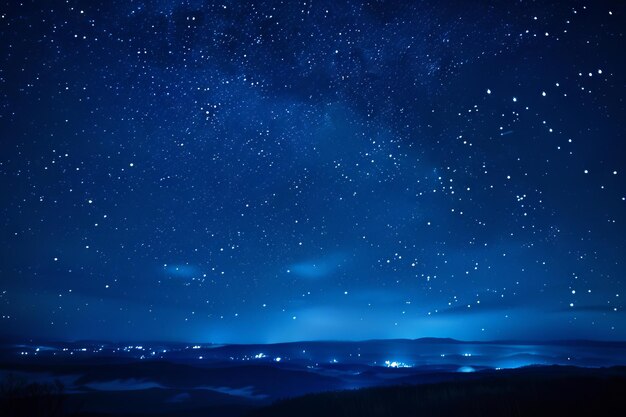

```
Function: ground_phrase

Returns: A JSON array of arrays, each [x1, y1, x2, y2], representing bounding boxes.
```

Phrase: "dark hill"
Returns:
[[248, 366, 626, 417]]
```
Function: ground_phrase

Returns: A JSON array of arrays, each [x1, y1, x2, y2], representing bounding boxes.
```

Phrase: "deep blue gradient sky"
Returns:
[[0, 0, 624, 343]]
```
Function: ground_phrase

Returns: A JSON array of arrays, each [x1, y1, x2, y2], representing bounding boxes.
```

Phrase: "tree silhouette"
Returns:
[[0, 374, 66, 417]]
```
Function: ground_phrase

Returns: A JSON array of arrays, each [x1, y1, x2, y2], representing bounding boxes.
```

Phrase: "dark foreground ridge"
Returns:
[[248, 366, 626, 417]]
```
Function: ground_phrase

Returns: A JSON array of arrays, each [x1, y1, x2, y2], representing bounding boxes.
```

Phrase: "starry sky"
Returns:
[[0, 0, 625, 343]]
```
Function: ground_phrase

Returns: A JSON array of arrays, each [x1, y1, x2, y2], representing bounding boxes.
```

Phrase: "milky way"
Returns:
[[0, 1, 624, 343]]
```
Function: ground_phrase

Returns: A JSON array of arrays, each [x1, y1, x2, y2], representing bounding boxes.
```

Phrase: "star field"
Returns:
[[0, 0, 625, 343]]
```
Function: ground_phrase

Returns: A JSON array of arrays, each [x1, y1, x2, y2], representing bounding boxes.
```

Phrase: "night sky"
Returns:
[[0, 0, 624, 343]]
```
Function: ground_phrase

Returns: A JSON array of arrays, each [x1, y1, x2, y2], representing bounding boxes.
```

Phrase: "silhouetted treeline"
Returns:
[[0, 374, 67, 417]]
